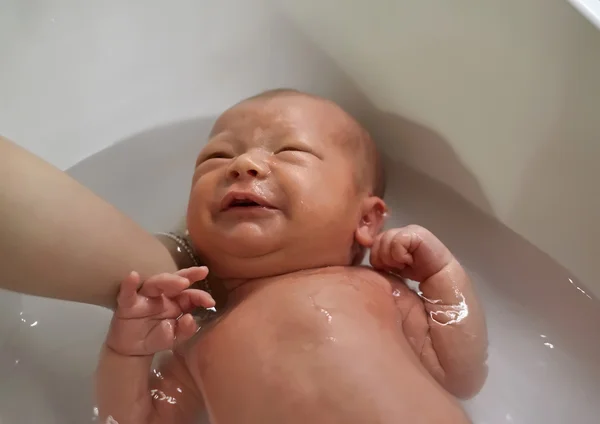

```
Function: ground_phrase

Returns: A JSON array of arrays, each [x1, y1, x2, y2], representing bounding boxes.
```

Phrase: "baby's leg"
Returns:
[[0, 137, 177, 308]]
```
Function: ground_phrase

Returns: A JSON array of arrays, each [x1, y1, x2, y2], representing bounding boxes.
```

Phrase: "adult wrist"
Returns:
[[155, 232, 199, 270]]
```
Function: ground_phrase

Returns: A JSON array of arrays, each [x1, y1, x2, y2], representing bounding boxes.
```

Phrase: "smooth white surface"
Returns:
[[569, 0, 600, 29]]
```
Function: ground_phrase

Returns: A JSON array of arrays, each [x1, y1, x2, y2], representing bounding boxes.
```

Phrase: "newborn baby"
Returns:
[[96, 89, 488, 424]]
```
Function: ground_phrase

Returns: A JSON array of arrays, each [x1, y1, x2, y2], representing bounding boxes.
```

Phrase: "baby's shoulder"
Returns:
[[348, 266, 424, 313], [341, 265, 409, 287], [307, 265, 391, 287]]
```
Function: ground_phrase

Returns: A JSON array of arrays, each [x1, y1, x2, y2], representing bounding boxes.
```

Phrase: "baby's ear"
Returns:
[[354, 196, 387, 248]]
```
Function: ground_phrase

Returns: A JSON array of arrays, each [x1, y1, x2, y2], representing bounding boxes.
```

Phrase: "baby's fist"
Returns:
[[369, 225, 454, 283]]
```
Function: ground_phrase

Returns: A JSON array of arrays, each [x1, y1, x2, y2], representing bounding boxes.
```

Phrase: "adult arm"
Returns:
[[0, 136, 179, 308]]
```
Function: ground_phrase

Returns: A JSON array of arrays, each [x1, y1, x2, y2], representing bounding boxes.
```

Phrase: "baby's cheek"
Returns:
[[188, 175, 216, 210], [186, 193, 202, 225], [186, 195, 212, 242]]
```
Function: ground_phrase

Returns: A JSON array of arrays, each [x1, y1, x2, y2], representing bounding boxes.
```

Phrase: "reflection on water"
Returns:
[[1, 165, 599, 424], [568, 278, 593, 300], [427, 293, 469, 326]]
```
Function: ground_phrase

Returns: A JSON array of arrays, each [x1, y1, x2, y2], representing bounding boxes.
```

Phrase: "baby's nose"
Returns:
[[228, 153, 268, 180]]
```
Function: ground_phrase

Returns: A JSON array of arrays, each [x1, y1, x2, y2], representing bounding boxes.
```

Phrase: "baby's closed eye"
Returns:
[[275, 145, 321, 160]]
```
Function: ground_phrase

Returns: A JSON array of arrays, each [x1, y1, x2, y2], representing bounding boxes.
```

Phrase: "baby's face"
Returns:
[[187, 94, 370, 280]]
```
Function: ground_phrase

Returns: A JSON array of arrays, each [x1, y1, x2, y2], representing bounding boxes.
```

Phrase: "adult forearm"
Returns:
[[0, 137, 177, 308]]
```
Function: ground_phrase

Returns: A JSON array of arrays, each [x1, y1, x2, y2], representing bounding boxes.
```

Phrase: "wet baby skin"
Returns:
[[96, 91, 488, 424]]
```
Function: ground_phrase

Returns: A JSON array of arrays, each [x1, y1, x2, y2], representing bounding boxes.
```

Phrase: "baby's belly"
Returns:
[[187, 267, 467, 424]]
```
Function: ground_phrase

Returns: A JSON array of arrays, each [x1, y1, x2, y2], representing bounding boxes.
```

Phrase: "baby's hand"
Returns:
[[370, 225, 455, 283], [106, 267, 215, 356]]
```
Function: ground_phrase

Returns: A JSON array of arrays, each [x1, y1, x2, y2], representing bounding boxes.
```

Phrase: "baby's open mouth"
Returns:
[[229, 199, 262, 208], [221, 192, 275, 211]]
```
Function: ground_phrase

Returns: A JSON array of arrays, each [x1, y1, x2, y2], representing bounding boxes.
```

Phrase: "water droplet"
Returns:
[[576, 286, 593, 299], [30, 321, 38, 327], [544, 342, 554, 349], [91, 406, 99, 421], [319, 308, 332, 324], [540, 334, 547, 338], [405, 279, 420, 292], [428, 293, 469, 326], [150, 389, 177, 404], [392, 288, 402, 297]]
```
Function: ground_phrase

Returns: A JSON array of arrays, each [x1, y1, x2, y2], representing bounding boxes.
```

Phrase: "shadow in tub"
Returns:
[[508, 35, 600, 302]]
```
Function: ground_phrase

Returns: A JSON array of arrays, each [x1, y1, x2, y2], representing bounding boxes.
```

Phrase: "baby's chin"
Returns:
[[191, 221, 285, 258]]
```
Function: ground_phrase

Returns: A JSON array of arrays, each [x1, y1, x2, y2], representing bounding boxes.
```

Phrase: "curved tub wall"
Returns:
[[277, 0, 600, 298]]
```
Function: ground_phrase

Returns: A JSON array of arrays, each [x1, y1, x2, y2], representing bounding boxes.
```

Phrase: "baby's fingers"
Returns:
[[176, 289, 216, 313], [175, 313, 198, 343], [175, 267, 209, 284], [117, 271, 141, 309], [369, 234, 383, 268], [138, 273, 191, 297]]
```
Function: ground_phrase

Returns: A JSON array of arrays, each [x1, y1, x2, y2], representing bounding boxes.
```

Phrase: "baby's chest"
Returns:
[[191, 275, 409, 363], [182, 276, 430, 418]]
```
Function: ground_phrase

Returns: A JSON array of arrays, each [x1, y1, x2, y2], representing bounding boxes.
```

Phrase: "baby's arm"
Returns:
[[96, 267, 213, 424], [0, 137, 178, 308], [371, 225, 488, 400], [97, 347, 203, 424]]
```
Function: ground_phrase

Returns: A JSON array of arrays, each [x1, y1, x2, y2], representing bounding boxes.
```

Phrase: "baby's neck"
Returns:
[[212, 265, 358, 306]]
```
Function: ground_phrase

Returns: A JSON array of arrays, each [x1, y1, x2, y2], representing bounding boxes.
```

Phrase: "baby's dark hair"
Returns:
[[246, 88, 386, 199]]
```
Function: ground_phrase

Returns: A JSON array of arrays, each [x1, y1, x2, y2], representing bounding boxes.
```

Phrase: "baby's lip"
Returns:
[[221, 190, 276, 211]]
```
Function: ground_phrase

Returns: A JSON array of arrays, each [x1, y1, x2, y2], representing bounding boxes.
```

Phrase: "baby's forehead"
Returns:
[[209, 95, 352, 145]]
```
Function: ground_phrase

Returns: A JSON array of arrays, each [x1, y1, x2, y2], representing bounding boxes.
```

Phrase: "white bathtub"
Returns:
[[2, 0, 600, 423]]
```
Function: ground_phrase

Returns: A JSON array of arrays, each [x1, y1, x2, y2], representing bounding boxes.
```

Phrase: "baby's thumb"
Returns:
[[176, 266, 209, 283]]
